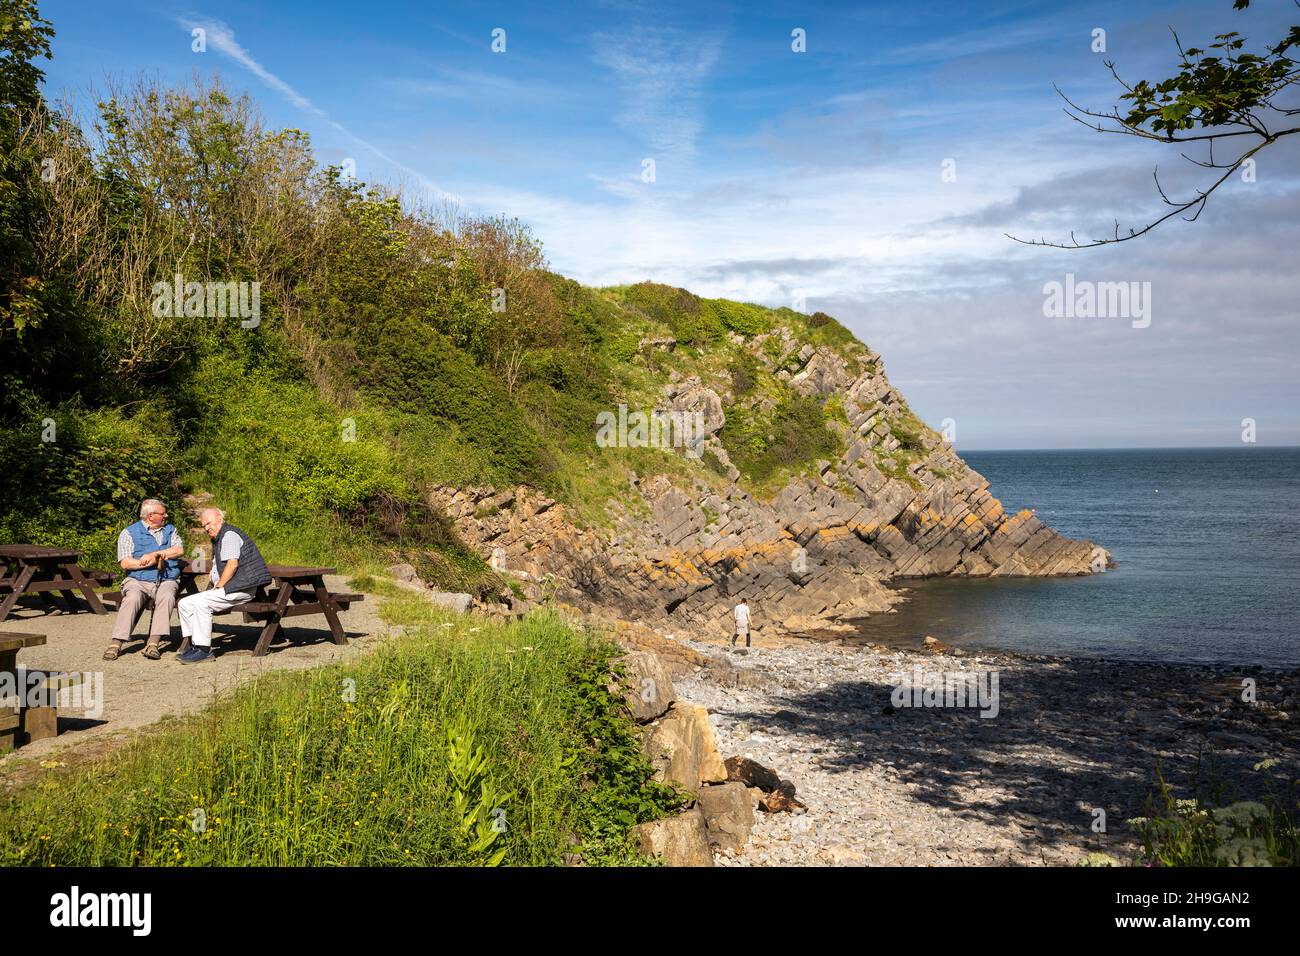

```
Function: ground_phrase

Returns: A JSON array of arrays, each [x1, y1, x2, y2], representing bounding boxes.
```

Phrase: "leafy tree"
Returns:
[[0, 0, 54, 344], [1011, 0, 1299, 248]]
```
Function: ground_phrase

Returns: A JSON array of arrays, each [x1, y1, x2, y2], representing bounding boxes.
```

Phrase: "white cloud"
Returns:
[[593, 26, 721, 159]]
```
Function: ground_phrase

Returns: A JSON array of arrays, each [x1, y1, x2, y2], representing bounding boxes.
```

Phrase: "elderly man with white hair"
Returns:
[[175, 507, 272, 664], [106, 498, 184, 661]]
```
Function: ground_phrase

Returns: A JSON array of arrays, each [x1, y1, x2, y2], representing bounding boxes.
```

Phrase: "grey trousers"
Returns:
[[111, 577, 179, 643]]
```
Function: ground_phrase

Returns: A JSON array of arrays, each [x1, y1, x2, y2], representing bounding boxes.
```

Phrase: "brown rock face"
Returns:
[[631, 808, 713, 867]]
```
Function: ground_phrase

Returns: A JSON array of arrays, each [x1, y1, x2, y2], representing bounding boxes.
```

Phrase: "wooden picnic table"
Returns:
[[0, 545, 114, 623], [177, 564, 363, 658]]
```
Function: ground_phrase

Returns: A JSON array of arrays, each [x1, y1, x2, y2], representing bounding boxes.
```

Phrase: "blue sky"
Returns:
[[41, 0, 1300, 448]]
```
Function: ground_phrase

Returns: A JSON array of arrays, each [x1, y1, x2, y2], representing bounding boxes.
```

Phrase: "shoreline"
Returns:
[[672, 633, 1298, 866]]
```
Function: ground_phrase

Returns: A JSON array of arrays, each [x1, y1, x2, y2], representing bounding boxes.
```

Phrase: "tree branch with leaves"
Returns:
[[1009, 0, 1300, 249]]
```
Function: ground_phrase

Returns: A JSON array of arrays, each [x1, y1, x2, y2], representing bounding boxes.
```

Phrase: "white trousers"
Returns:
[[177, 587, 252, 647]]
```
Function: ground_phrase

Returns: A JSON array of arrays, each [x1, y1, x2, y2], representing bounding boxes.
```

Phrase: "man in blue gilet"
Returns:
[[106, 498, 184, 661], [176, 507, 273, 664]]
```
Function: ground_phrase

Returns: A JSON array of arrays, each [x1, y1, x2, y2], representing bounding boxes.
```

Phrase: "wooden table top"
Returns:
[[267, 565, 338, 579], [0, 545, 81, 560], [0, 631, 48, 652]]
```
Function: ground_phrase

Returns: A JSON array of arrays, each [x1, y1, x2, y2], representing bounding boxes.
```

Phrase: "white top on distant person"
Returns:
[[732, 600, 751, 648]]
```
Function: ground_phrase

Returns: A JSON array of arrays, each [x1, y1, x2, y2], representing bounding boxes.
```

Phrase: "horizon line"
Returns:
[[956, 444, 1300, 453]]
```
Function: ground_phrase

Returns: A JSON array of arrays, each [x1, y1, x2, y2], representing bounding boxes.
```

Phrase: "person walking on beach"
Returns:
[[731, 599, 751, 649]]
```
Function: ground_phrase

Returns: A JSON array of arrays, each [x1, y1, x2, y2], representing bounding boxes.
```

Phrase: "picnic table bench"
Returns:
[[0, 545, 114, 623], [0, 631, 78, 751], [175, 565, 363, 658]]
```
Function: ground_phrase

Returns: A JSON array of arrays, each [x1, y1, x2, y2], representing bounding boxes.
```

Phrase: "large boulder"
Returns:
[[697, 782, 754, 853], [642, 703, 728, 795], [660, 378, 725, 437], [631, 808, 713, 867], [619, 650, 677, 723]]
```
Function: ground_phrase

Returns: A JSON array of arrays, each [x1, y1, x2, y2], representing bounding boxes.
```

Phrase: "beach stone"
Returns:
[[822, 845, 866, 865], [697, 782, 754, 852], [761, 781, 805, 813], [665, 635, 1300, 867], [619, 650, 677, 722], [631, 809, 713, 867], [724, 755, 783, 792]]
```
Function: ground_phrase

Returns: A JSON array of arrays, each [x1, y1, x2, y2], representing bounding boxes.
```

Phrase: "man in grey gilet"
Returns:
[[176, 507, 273, 664]]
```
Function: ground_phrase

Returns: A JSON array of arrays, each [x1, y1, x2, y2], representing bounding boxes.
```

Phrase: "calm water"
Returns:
[[852, 448, 1300, 668]]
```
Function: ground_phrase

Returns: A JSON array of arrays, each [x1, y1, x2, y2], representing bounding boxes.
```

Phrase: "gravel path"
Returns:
[[673, 637, 1299, 866]]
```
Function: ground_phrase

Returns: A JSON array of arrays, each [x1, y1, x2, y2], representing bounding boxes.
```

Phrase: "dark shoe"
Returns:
[[178, 646, 214, 665]]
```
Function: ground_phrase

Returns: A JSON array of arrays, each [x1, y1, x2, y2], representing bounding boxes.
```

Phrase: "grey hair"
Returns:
[[139, 498, 167, 518], [199, 507, 224, 522]]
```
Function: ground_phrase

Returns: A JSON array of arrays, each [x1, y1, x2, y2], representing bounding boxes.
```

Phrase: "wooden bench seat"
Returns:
[[216, 593, 365, 618]]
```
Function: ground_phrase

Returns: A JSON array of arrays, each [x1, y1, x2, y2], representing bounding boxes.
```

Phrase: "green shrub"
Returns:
[[805, 311, 857, 348], [720, 395, 841, 485], [729, 351, 761, 396], [0, 403, 180, 568], [616, 282, 723, 348], [352, 317, 546, 484], [888, 408, 930, 453], [704, 299, 772, 337]]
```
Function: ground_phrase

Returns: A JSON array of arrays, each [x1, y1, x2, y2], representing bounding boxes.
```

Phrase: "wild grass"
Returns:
[[1129, 760, 1299, 866], [0, 605, 680, 866]]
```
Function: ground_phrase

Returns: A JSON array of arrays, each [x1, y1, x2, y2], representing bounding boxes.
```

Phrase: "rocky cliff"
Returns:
[[422, 316, 1110, 639]]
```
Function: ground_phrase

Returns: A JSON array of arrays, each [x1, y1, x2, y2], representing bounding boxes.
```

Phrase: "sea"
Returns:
[[851, 447, 1300, 668]]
